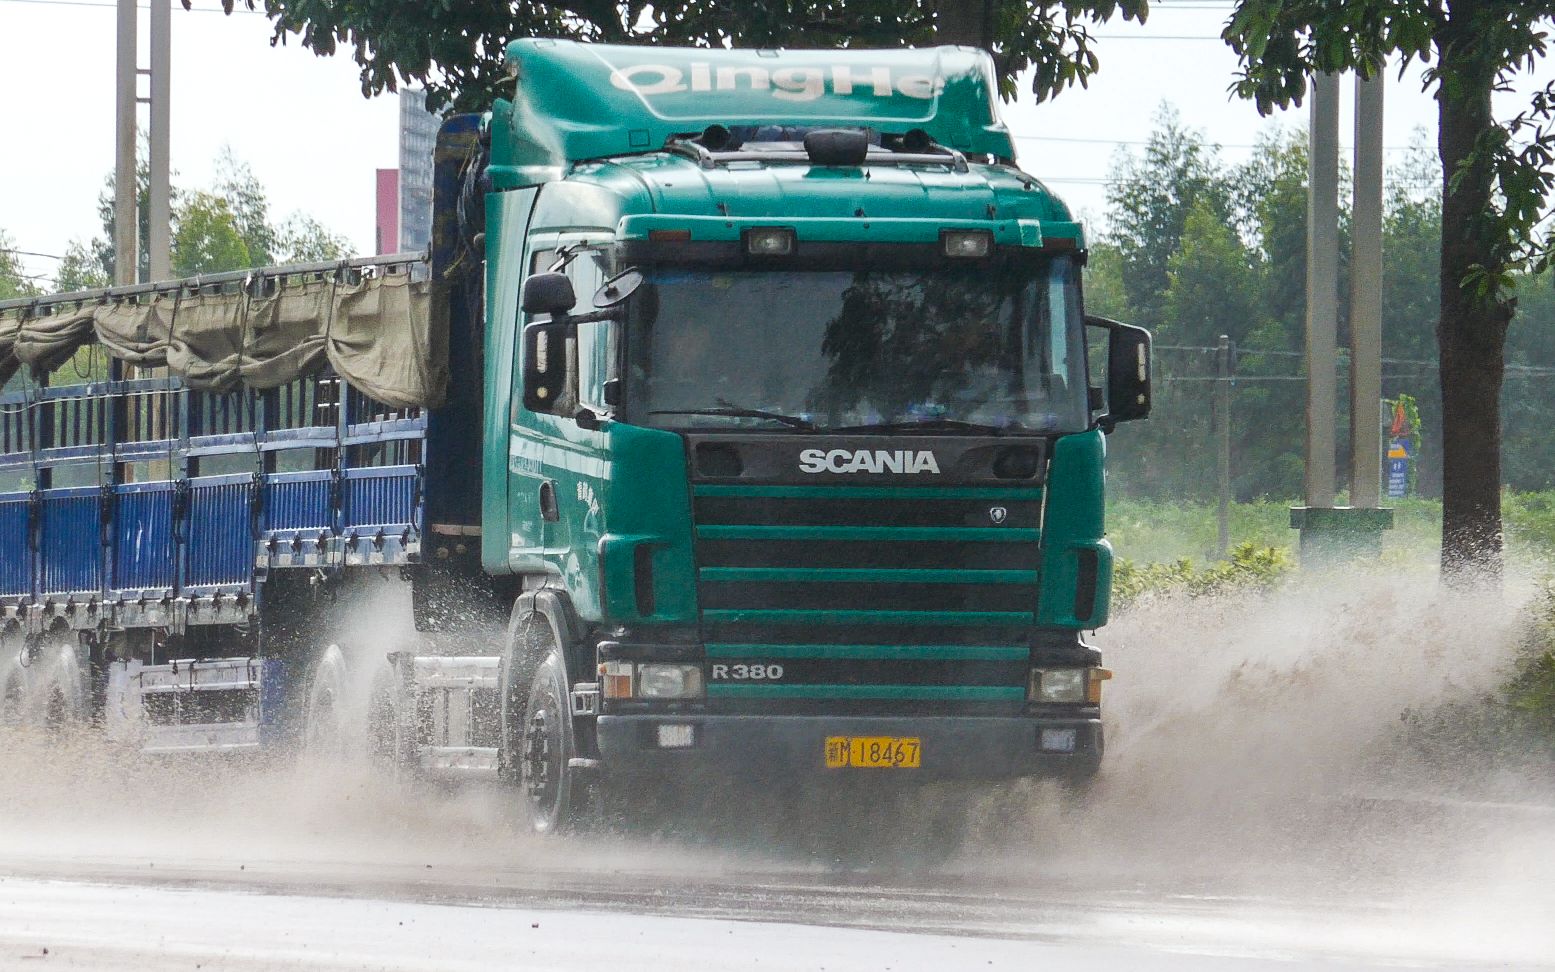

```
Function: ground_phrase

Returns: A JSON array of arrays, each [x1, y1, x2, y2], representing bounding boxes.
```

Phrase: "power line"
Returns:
[[0, 248, 65, 261]]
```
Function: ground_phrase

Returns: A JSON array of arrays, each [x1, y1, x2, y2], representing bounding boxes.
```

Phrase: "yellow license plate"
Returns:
[[824, 736, 921, 769]]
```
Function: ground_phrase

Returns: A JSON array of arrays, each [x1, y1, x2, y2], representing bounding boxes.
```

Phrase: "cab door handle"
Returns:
[[539, 481, 559, 522]]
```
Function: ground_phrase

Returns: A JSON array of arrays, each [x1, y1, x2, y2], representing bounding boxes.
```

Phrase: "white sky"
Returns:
[[1, 0, 1551, 287]]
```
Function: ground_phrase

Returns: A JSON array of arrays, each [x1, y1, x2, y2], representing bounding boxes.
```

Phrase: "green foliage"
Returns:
[[1113, 541, 1293, 605], [60, 147, 352, 287], [1221, 0, 1555, 570], [1507, 577, 1555, 736], [213, 148, 279, 266], [1105, 105, 1233, 330], [53, 240, 110, 293], [0, 229, 41, 301], [171, 192, 252, 276], [1110, 493, 1555, 569], [213, 0, 1147, 110], [274, 215, 352, 264]]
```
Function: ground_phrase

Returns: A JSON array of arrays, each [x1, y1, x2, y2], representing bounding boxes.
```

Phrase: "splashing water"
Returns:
[[0, 564, 1552, 967]]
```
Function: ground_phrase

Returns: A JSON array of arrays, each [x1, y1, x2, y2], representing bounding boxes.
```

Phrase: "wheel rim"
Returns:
[[522, 677, 565, 826]]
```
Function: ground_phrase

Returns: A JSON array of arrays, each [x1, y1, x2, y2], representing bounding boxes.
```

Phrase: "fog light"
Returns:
[[1031, 668, 1086, 703], [1039, 728, 1077, 753], [636, 663, 704, 700], [941, 229, 992, 258], [745, 227, 796, 256], [657, 723, 696, 748]]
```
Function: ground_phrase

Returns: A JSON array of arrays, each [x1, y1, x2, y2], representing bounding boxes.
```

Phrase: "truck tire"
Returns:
[[519, 647, 586, 834], [38, 638, 87, 732], [0, 633, 27, 729], [365, 657, 415, 775], [304, 644, 351, 758]]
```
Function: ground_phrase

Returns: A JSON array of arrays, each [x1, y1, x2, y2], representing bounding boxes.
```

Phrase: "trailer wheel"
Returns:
[[34, 638, 87, 733], [304, 644, 351, 758], [516, 646, 587, 835], [366, 657, 414, 774], [0, 635, 27, 729]]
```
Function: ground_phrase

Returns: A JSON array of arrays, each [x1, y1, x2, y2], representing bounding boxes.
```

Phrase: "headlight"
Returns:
[[1030, 668, 1087, 704], [635, 663, 705, 700]]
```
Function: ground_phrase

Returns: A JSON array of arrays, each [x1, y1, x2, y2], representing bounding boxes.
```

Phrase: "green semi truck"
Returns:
[[0, 40, 1148, 834]]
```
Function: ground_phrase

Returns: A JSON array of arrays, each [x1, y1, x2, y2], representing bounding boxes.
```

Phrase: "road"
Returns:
[[3, 576, 1553, 970], [1, 746, 1551, 971]]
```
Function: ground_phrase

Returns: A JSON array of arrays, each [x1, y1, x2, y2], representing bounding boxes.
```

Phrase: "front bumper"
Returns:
[[596, 713, 1101, 782]]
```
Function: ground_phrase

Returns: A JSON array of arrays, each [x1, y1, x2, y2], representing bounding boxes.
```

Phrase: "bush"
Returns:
[[1508, 577, 1555, 739], [1113, 541, 1293, 606]]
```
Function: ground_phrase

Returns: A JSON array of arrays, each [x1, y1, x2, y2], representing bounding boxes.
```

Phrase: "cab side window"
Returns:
[[524, 246, 615, 418], [573, 254, 616, 413]]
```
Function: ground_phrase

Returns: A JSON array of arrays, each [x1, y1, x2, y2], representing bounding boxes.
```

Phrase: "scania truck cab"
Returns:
[[475, 41, 1149, 828]]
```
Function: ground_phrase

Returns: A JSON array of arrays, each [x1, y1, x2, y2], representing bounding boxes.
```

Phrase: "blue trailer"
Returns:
[[0, 254, 437, 753]]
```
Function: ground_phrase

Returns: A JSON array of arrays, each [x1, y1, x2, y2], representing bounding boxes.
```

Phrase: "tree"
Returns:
[[54, 240, 110, 293], [172, 191, 252, 276], [210, 0, 1146, 109], [0, 230, 41, 301], [62, 148, 352, 287], [1106, 106, 1235, 329], [1222, 0, 1555, 575]]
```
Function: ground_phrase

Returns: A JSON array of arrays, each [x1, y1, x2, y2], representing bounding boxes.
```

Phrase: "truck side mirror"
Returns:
[[521, 272, 580, 415], [1084, 315, 1152, 432], [522, 318, 573, 414], [522, 272, 576, 316]]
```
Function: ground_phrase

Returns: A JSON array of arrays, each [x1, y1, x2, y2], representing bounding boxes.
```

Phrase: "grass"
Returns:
[[1109, 492, 1555, 567]]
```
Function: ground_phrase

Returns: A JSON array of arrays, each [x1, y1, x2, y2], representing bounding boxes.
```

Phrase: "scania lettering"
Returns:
[[798, 449, 942, 475], [0, 40, 1150, 833]]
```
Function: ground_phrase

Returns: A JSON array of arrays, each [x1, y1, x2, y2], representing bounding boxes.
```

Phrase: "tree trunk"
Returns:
[[1435, 39, 1513, 579], [936, 0, 991, 49]]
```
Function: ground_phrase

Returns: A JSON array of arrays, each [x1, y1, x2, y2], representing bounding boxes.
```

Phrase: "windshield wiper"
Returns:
[[832, 418, 1018, 435], [648, 406, 820, 432]]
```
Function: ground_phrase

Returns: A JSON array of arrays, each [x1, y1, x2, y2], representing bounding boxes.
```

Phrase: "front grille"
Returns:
[[692, 484, 1042, 710]]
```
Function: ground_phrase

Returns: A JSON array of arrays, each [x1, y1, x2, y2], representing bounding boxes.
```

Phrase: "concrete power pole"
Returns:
[[1349, 74, 1385, 510], [114, 0, 138, 286], [1304, 72, 1340, 513], [148, 0, 171, 282], [1293, 71, 1394, 563], [114, 0, 172, 286]]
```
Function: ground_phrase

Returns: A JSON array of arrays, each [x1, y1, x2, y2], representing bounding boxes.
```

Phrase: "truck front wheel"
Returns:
[[518, 647, 586, 834]]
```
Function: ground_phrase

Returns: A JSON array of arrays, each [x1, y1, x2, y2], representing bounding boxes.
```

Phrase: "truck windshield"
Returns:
[[622, 255, 1089, 434]]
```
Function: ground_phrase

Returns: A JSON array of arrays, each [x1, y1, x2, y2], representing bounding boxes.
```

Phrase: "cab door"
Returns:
[[506, 236, 613, 594]]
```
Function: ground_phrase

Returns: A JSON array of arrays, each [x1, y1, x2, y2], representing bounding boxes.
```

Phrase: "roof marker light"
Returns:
[[745, 227, 796, 256], [942, 229, 992, 258]]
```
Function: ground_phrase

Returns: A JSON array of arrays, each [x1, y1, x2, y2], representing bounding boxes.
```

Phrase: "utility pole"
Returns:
[[148, 0, 172, 282], [1349, 73, 1385, 509], [114, 0, 172, 286], [1304, 71, 1340, 512], [1292, 70, 1394, 562], [1216, 334, 1233, 559], [114, 0, 138, 285]]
